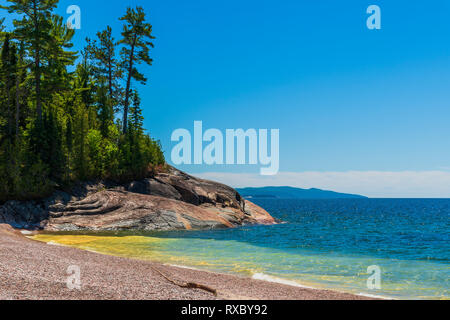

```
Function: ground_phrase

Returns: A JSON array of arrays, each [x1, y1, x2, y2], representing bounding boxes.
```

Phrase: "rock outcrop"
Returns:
[[0, 166, 276, 231]]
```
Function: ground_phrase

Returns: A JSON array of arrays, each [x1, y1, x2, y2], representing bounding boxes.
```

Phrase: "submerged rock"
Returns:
[[0, 166, 275, 231]]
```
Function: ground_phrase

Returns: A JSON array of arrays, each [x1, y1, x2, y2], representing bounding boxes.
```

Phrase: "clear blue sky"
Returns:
[[2, 0, 450, 196]]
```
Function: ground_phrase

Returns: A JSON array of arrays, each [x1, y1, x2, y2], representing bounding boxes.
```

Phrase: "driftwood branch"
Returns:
[[151, 266, 217, 296]]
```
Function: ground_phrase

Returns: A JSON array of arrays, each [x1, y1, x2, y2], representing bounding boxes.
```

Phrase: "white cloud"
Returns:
[[194, 171, 450, 198]]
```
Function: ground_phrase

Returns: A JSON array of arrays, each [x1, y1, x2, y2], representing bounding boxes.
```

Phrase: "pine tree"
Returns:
[[97, 80, 114, 138], [72, 99, 89, 180], [65, 115, 73, 180], [1, 34, 17, 140], [0, 3, 165, 201], [129, 90, 144, 137], [2, 0, 59, 120], [44, 15, 77, 96], [0, 35, 11, 136], [0, 18, 5, 44], [76, 46, 96, 107], [92, 26, 122, 110], [42, 108, 64, 182], [119, 6, 155, 133], [14, 41, 25, 139]]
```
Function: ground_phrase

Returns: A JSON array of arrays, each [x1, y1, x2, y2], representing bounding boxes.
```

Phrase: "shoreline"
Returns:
[[30, 231, 393, 300], [167, 264, 393, 300], [0, 224, 377, 300]]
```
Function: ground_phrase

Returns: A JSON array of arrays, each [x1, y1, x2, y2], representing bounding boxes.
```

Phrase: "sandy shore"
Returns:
[[0, 224, 374, 300]]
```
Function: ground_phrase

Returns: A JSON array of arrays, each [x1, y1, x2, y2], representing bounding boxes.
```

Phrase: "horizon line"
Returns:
[[193, 170, 450, 199]]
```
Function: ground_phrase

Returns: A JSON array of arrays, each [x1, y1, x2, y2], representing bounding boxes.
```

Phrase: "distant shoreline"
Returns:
[[236, 186, 368, 199]]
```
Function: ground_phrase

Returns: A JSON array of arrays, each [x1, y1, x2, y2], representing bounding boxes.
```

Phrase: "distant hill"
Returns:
[[236, 186, 368, 199]]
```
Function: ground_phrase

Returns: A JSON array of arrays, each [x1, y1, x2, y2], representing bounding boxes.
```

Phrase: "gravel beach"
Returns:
[[0, 224, 373, 300]]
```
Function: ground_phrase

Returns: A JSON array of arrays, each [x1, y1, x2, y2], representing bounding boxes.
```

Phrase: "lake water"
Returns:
[[33, 198, 450, 299]]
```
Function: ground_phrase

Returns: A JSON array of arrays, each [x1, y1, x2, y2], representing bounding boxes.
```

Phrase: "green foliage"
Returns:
[[87, 26, 122, 111], [0, 2, 165, 202], [2, 0, 60, 120], [96, 81, 114, 139], [0, 18, 4, 45], [119, 6, 155, 133]]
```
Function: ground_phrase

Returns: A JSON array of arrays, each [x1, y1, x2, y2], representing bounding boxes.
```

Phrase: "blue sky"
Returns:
[[2, 0, 450, 196]]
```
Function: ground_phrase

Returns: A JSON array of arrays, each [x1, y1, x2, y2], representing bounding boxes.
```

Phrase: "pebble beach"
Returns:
[[0, 224, 372, 300]]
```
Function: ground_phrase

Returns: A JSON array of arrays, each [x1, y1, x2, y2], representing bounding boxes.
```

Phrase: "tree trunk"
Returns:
[[108, 57, 113, 99], [15, 69, 21, 139], [5, 76, 11, 136], [33, 1, 42, 121], [122, 35, 137, 134], [36, 54, 41, 120]]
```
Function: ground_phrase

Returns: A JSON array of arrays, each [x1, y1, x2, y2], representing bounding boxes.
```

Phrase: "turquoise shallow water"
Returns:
[[34, 199, 449, 299]]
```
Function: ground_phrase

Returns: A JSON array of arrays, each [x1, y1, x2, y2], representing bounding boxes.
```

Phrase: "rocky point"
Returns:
[[0, 166, 276, 231]]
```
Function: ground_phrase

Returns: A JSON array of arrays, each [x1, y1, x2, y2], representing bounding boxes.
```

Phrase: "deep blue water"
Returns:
[[252, 198, 450, 263], [153, 199, 450, 299]]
